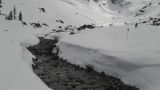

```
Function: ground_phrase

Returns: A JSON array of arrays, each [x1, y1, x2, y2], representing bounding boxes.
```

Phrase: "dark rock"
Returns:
[[77, 24, 95, 31]]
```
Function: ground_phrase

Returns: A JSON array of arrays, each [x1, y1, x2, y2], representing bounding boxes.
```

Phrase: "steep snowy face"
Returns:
[[0, 0, 114, 26], [0, 0, 149, 25], [1, 0, 158, 27], [58, 0, 155, 25], [93, 0, 152, 13]]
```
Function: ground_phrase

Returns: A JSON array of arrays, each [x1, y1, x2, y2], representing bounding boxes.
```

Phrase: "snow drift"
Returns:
[[0, 17, 52, 90], [58, 25, 160, 90]]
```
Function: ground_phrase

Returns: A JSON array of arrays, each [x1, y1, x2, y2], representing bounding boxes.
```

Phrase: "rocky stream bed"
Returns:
[[27, 37, 139, 90]]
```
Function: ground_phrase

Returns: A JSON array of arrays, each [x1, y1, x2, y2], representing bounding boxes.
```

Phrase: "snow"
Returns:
[[1, 0, 117, 27], [0, 19, 52, 90], [2, 0, 154, 27], [0, 0, 160, 90], [58, 25, 160, 90]]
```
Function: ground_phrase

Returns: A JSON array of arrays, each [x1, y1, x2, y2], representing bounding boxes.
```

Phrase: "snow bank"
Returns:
[[0, 19, 52, 90], [58, 25, 160, 90]]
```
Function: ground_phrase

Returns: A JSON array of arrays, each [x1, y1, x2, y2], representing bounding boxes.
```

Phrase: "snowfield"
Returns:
[[58, 25, 160, 90]]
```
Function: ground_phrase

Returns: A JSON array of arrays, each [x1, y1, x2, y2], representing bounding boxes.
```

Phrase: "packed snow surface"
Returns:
[[58, 25, 160, 90]]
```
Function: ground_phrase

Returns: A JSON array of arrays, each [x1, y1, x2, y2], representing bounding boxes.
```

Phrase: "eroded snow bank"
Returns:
[[0, 19, 52, 90], [58, 25, 160, 90]]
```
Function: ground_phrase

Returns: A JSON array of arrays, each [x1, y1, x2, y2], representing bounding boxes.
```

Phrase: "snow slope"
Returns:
[[120, 0, 160, 24], [1, 0, 115, 26], [1, 0, 154, 27], [58, 24, 160, 90], [0, 17, 52, 90]]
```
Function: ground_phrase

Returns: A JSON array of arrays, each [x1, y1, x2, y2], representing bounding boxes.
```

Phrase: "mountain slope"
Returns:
[[1, 0, 154, 27]]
